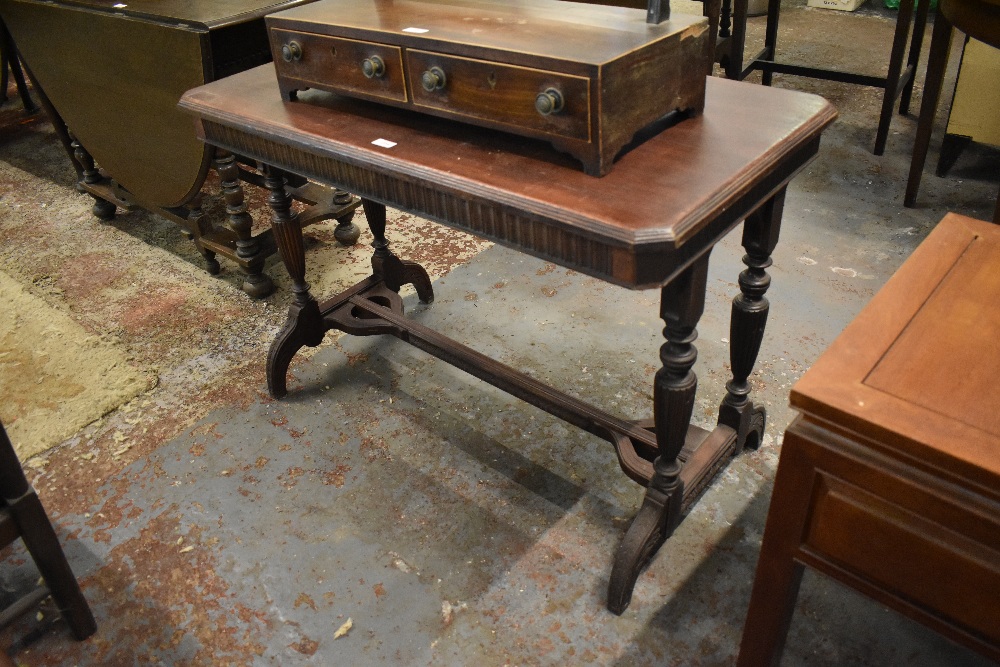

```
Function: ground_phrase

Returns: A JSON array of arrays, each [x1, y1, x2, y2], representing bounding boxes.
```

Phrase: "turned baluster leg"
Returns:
[[263, 164, 326, 398], [213, 149, 274, 298], [719, 189, 784, 452], [361, 198, 434, 303], [331, 188, 362, 246], [608, 252, 711, 615], [184, 195, 221, 275], [362, 198, 393, 279], [719, 0, 732, 38], [70, 134, 115, 220]]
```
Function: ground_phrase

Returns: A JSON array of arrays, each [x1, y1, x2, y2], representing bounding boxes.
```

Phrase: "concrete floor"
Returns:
[[1, 1, 999, 665]]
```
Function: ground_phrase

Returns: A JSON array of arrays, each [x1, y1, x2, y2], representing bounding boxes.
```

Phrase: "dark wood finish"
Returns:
[[742, 0, 929, 156], [0, 17, 35, 113], [0, 0, 315, 208], [180, 64, 835, 612], [569, 0, 748, 83], [0, 0, 362, 296], [266, 0, 711, 176], [905, 0, 1000, 222], [738, 212, 1000, 665], [935, 132, 973, 177], [0, 420, 96, 642], [180, 65, 834, 288]]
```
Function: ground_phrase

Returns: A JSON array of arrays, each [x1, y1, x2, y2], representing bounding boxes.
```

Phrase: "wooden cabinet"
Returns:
[[738, 212, 1000, 666]]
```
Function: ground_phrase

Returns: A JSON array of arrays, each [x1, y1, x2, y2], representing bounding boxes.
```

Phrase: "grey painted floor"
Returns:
[[1, 0, 998, 664]]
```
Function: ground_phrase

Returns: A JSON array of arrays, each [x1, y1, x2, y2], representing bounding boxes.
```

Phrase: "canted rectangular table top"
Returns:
[[179, 64, 835, 288], [791, 213, 1000, 495]]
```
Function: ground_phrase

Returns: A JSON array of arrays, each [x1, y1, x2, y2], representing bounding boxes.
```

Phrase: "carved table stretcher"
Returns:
[[179, 64, 836, 613]]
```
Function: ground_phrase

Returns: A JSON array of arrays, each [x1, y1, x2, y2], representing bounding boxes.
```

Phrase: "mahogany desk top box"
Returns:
[[266, 0, 711, 176]]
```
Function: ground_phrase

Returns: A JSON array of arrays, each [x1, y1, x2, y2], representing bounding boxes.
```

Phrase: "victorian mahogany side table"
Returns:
[[738, 212, 1000, 665], [180, 64, 835, 613]]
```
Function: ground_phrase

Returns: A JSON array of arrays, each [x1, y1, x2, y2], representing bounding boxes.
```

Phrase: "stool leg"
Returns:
[[729, 0, 749, 79], [760, 0, 782, 86], [905, 13, 954, 208], [874, 0, 916, 155], [736, 425, 815, 666], [900, 0, 932, 115]]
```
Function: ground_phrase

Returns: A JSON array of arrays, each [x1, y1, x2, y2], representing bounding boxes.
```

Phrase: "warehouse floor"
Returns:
[[0, 1, 998, 665]]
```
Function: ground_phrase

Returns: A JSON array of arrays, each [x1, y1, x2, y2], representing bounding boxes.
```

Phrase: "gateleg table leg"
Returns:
[[213, 149, 273, 298], [70, 134, 116, 220], [608, 251, 711, 614], [719, 188, 785, 451]]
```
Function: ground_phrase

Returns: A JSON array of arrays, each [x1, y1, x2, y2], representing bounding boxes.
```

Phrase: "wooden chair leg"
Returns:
[[0, 425, 96, 641], [905, 13, 954, 208], [7, 492, 97, 640]]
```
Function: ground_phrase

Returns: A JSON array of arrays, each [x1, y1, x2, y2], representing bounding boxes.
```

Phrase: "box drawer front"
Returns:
[[271, 29, 407, 104], [406, 50, 590, 141], [805, 471, 1000, 643]]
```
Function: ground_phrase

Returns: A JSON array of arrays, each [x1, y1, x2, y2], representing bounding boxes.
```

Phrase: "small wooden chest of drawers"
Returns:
[[266, 0, 711, 176]]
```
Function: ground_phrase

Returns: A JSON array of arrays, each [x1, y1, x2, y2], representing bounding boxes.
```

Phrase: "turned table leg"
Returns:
[[608, 252, 711, 614], [213, 149, 274, 298], [719, 188, 785, 451], [361, 199, 434, 303], [331, 189, 361, 246], [184, 195, 221, 276], [264, 164, 326, 398], [70, 134, 116, 220]]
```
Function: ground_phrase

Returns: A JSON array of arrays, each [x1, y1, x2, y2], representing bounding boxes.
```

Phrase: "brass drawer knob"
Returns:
[[535, 88, 564, 116], [362, 56, 385, 79], [421, 66, 447, 92], [281, 41, 303, 63]]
